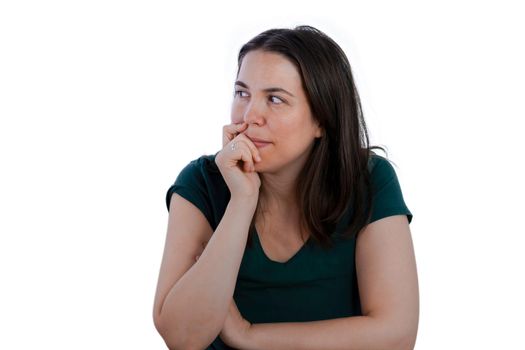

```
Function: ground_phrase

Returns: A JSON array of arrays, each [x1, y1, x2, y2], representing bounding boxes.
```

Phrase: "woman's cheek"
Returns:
[[231, 116, 243, 124], [230, 112, 244, 124], [230, 104, 245, 124]]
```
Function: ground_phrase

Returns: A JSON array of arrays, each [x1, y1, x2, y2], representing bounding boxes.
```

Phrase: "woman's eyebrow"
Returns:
[[234, 80, 295, 98]]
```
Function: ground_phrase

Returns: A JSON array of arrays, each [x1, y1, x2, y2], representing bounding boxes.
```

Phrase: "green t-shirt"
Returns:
[[165, 152, 413, 349]]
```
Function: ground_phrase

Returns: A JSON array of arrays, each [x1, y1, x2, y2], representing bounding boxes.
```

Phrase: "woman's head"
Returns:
[[233, 26, 366, 175], [231, 49, 323, 174], [235, 25, 384, 248]]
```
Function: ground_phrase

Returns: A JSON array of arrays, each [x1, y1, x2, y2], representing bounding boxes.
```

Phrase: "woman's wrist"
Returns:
[[230, 193, 259, 207]]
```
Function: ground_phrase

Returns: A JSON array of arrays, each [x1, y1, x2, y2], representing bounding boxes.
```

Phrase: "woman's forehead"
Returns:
[[237, 50, 301, 90]]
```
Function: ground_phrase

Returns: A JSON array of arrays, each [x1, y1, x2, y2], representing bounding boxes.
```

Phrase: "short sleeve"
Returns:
[[369, 156, 413, 224], [165, 158, 214, 228]]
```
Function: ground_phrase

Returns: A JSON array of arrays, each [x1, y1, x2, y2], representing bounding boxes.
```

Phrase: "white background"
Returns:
[[1, 0, 524, 348]]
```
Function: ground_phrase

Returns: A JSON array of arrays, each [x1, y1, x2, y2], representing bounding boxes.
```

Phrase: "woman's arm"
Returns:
[[242, 214, 419, 350], [153, 194, 258, 350]]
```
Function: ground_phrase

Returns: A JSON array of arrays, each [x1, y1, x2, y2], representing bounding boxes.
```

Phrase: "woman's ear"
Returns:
[[315, 125, 324, 138]]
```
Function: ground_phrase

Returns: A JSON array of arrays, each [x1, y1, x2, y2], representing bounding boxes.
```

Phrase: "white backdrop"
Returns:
[[1, 0, 524, 348]]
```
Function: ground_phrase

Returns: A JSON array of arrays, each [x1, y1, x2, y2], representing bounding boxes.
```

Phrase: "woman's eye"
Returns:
[[269, 95, 284, 104], [234, 90, 248, 98], [234, 91, 283, 104]]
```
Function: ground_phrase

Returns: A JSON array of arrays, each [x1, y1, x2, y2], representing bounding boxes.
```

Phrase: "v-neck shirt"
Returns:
[[165, 152, 413, 349]]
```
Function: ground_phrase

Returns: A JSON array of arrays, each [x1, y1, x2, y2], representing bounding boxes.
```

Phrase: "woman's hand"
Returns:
[[215, 122, 262, 199], [194, 254, 252, 348], [219, 298, 253, 348]]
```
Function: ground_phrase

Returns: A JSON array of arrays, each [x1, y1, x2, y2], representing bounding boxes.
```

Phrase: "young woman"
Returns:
[[153, 25, 419, 350]]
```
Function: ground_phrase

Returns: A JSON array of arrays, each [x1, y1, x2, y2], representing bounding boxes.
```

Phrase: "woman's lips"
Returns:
[[253, 141, 271, 148], [245, 134, 272, 148]]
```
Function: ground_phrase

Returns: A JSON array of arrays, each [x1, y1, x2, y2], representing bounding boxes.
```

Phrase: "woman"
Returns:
[[153, 25, 419, 350]]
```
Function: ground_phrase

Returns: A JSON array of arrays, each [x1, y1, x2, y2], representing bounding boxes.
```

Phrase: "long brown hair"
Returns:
[[238, 25, 387, 250]]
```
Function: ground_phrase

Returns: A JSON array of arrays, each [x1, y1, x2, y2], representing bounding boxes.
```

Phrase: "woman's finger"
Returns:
[[227, 138, 256, 172], [234, 139, 256, 172], [223, 122, 247, 146], [236, 133, 262, 163], [223, 122, 248, 147]]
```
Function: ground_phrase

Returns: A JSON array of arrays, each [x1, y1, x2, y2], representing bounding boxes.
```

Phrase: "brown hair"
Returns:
[[238, 25, 387, 250]]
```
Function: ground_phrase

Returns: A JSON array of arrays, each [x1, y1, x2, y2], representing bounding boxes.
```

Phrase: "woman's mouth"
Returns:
[[252, 141, 271, 148], [245, 134, 272, 148]]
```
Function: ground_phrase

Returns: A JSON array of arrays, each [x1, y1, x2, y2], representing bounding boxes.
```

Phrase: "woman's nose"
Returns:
[[243, 100, 265, 125]]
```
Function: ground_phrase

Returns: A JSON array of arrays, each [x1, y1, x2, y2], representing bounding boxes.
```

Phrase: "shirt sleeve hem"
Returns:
[[369, 207, 413, 225], [165, 184, 215, 229]]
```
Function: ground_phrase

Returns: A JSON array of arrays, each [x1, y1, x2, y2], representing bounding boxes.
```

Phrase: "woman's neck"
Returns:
[[257, 148, 311, 219], [259, 173, 297, 212]]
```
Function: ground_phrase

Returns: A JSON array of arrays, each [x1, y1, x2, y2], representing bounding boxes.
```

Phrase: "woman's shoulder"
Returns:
[[165, 152, 228, 226], [179, 152, 221, 177], [185, 152, 219, 168], [367, 152, 398, 179], [366, 151, 413, 224]]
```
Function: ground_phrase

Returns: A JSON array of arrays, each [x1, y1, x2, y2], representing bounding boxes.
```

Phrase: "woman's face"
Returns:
[[231, 50, 322, 174]]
